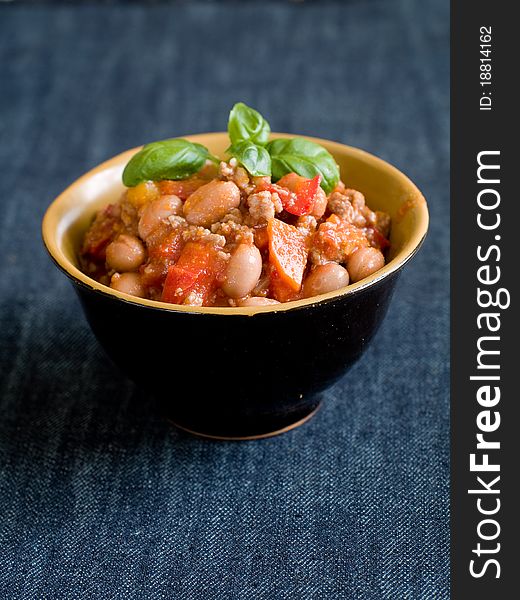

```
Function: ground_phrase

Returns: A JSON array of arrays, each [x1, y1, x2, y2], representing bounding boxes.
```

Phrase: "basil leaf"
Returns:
[[228, 102, 271, 147], [122, 138, 210, 187], [267, 138, 340, 194], [229, 141, 271, 177]]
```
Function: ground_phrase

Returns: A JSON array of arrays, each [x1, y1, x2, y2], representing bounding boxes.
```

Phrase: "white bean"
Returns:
[[110, 272, 146, 298], [347, 247, 385, 282], [183, 180, 240, 227], [302, 263, 350, 298], [222, 244, 263, 299], [138, 195, 183, 240], [106, 234, 145, 272], [239, 297, 280, 307]]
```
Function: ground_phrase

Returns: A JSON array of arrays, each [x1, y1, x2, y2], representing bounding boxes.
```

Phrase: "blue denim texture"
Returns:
[[0, 1, 449, 598]]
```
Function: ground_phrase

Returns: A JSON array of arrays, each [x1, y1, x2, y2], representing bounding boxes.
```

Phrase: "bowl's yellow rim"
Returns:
[[42, 133, 429, 316]]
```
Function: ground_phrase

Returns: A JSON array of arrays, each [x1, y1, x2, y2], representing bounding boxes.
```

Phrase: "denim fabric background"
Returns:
[[0, 1, 449, 598]]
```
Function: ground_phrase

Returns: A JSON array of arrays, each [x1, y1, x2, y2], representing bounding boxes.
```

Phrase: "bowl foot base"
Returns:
[[167, 401, 321, 441]]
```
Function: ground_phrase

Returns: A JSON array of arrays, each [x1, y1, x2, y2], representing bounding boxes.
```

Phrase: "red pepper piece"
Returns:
[[259, 174, 321, 217]]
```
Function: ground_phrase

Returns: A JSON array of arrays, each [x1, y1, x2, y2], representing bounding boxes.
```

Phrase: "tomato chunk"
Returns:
[[81, 204, 122, 261], [267, 218, 308, 294], [140, 228, 185, 288], [365, 226, 391, 251], [311, 214, 370, 263], [254, 226, 269, 251], [148, 229, 184, 261], [261, 174, 321, 216], [161, 242, 226, 306]]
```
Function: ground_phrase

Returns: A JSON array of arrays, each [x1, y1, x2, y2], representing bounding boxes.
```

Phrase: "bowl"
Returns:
[[42, 133, 428, 440]]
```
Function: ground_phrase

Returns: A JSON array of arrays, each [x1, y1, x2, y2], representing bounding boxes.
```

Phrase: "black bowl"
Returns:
[[43, 134, 428, 439]]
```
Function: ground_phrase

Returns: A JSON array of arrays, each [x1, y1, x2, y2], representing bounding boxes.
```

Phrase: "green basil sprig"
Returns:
[[122, 104, 342, 191], [267, 138, 340, 194], [228, 141, 271, 177], [122, 139, 213, 187], [228, 102, 271, 147]]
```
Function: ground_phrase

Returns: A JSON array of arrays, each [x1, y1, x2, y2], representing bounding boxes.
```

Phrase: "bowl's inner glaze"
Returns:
[[46, 133, 428, 313]]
